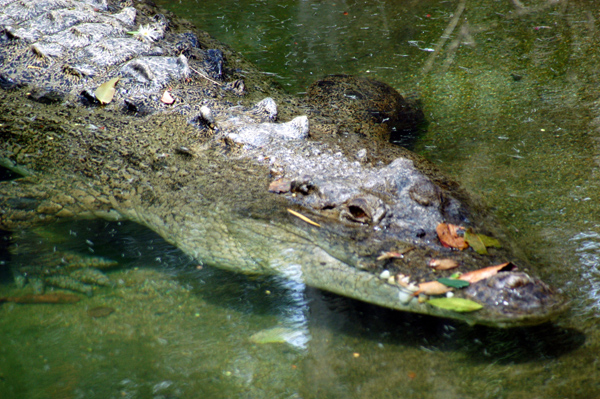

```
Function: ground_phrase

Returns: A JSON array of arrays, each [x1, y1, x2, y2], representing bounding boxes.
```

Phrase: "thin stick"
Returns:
[[287, 208, 321, 227], [189, 66, 222, 86]]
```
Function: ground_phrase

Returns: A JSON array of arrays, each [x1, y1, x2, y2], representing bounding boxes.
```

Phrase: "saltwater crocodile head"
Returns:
[[0, 0, 567, 328], [0, 92, 568, 328], [198, 99, 569, 328]]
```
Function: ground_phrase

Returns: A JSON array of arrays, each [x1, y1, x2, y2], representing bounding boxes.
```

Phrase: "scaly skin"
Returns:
[[0, 0, 568, 327]]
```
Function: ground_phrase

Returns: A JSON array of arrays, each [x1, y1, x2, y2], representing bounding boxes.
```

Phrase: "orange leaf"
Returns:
[[429, 258, 459, 270], [459, 262, 515, 284], [436, 223, 468, 250], [415, 280, 452, 296]]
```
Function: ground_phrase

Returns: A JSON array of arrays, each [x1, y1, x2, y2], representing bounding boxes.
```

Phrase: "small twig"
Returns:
[[287, 208, 321, 227], [189, 66, 222, 86], [441, 23, 475, 71]]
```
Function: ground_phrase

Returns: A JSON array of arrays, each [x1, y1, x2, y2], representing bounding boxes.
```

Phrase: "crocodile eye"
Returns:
[[347, 202, 370, 223], [342, 196, 386, 224], [349, 205, 368, 219]]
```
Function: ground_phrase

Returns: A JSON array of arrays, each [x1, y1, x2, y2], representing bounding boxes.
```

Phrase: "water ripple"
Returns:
[[570, 229, 600, 315]]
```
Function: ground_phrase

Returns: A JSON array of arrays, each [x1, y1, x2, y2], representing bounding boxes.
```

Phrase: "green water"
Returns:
[[3, 0, 600, 397]]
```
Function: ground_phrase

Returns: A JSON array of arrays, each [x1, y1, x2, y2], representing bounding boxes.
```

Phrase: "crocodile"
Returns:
[[0, 0, 568, 327]]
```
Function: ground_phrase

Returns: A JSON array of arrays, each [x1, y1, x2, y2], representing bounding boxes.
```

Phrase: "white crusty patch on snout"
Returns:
[[226, 115, 309, 147]]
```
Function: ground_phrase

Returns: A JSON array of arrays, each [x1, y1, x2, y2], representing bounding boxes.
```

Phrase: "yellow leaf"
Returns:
[[479, 234, 502, 248], [465, 229, 488, 255], [95, 77, 120, 105], [427, 297, 483, 312]]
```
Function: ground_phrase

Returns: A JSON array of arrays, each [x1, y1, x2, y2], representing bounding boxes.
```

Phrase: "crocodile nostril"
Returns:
[[408, 179, 442, 207]]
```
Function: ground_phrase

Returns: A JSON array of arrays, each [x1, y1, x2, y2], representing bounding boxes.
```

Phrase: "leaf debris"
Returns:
[[427, 297, 483, 312], [436, 223, 468, 250], [429, 258, 459, 270], [459, 262, 515, 284], [95, 77, 120, 105]]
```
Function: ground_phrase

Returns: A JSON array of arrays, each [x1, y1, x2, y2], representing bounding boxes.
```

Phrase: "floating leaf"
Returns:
[[427, 297, 483, 312], [436, 223, 468, 250], [437, 277, 470, 289], [95, 77, 120, 105], [429, 258, 459, 270], [479, 234, 502, 248], [465, 229, 488, 255], [459, 262, 515, 284], [465, 229, 502, 254], [416, 280, 451, 296], [249, 327, 300, 344]]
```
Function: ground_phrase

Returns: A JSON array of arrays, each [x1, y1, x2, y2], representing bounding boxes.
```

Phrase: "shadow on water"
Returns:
[[0, 229, 11, 284], [306, 288, 585, 364], [0, 165, 17, 283]]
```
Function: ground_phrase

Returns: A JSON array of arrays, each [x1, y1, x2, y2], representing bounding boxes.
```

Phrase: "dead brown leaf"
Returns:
[[377, 248, 414, 260], [459, 262, 515, 284], [436, 223, 468, 250], [429, 258, 459, 270], [415, 280, 452, 296], [268, 179, 291, 193]]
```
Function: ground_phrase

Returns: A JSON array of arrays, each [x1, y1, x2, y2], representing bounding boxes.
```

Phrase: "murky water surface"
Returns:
[[3, 0, 600, 397]]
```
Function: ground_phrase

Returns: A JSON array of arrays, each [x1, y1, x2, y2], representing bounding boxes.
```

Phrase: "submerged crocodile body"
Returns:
[[0, 0, 567, 327]]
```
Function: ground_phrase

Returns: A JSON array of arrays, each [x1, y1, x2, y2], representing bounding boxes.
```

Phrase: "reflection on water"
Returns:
[[3, 0, 600, 397], [572, 230, 600, 316], [2, 219, 588, 398], [166, 0, 446, 93]]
